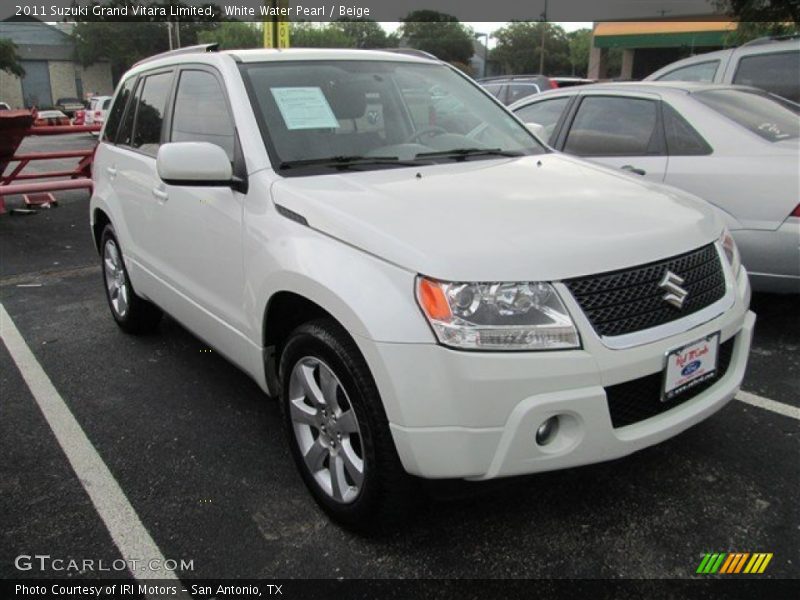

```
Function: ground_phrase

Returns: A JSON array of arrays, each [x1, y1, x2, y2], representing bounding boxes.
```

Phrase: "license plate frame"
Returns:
[[662, 332, 720, 402]]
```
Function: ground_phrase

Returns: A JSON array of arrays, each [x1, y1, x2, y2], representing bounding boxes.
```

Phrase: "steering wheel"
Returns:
[[405, 126, 448, 144]]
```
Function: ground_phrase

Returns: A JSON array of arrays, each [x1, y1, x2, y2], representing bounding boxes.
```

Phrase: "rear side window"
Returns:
[[103, 78, 135, 143], [117, 80, 141, 147], [507, 83, 540, 104], [733, 51, 800, 103], [130, 71, 173, 155], [695, 88, 799, 142], [483, 83, 504, 99], [514, 97, 570, 143], [663, 103, 712, 155], [657, 60, 720, 82], [171, 70, 235, 160], [564, 96, 660, 156]]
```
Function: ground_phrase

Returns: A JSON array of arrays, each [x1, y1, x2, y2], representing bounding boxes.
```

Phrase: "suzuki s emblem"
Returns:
[[659, 271, 689, 309]]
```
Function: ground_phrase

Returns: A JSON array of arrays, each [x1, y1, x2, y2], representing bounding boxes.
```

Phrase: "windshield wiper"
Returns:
[[414, 147, 524, 161], [279, 155, 424, 170]]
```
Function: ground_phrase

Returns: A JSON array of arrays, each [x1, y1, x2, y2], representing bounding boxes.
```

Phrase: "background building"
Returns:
[[0, 16, 113, 109], [589, 20, 737, 80]]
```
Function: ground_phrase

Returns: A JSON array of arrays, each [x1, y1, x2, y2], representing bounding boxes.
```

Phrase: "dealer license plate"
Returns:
[[663, 333, 720, 401]]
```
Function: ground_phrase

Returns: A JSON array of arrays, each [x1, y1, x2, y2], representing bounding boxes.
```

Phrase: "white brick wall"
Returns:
[[0, 70, 24, 108], [48, 61, 78, 102]]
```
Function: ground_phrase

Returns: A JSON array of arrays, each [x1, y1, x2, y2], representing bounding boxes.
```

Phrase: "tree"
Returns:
[[724, 21, 800, 45], [715, 0, 800, 23], [71, 1, 220, 83], [399, 11, 474, 64], [567, 28, 592, 76], [333, 19, 394, 49], [290, 23, 356, 48], [491, 22, 571, 75], [0, 39, 25, 77], [197, 22, 261, 50]]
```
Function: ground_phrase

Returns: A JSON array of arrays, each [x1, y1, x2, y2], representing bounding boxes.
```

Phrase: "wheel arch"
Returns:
[[92, 208, 111, 254]]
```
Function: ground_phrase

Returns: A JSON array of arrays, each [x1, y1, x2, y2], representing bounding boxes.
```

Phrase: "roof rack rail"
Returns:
[[477, 74, 547, 82], [741, 33, 800, 47], [378, 48, 440, 61], [133, 43, 219, 67]]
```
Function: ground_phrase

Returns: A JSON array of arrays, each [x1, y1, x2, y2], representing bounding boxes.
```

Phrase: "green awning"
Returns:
[[594, 31, 728, 49]]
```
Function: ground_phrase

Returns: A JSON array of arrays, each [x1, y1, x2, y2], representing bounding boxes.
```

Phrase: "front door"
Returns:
[[560, 94, 668, 183]]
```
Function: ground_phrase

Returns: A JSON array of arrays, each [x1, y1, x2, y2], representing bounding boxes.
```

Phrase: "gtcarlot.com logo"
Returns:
[[696, 552, 773, 574], [15, 554, 195, 572]]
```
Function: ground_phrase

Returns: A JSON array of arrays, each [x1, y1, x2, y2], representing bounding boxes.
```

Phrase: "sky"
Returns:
[[380, 22, 594, 48]]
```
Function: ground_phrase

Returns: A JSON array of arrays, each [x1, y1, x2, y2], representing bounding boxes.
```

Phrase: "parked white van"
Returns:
[[90, 45, 754, 529]]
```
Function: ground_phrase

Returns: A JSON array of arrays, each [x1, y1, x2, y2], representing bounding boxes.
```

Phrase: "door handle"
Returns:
[[621, 165, 646, 176], [106, 166, 117, 178], [151, 187, 168, 202]]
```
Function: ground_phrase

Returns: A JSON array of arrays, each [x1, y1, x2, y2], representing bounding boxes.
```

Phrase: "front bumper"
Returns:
[[361, 269, 754, 480]]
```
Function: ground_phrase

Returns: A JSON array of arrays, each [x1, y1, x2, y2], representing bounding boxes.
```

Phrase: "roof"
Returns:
[[0, 17, 72, 46], [593, 21, 737, 49], [227, 47, 436, 64], [508, 81, 757, 108]]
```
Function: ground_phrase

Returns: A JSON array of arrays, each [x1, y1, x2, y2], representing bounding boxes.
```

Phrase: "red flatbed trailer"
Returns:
[[0, 109, 101, 214]]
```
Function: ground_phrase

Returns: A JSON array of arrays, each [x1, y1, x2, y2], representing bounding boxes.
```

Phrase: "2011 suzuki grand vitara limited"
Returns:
[[90, 46, 755, 528]]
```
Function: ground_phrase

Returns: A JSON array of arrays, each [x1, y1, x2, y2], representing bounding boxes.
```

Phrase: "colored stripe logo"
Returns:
[[697, 552, 773, 574]]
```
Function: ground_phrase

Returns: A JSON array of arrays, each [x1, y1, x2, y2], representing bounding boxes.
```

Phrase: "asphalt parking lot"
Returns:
[[1, 134, 798, 582]]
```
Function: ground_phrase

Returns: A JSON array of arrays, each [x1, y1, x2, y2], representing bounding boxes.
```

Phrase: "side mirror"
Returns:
[[157, 142, 233, 186], [525, 122, 547, 139]]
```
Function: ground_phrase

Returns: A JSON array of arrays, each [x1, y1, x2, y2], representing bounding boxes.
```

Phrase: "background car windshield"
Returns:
[[694, 89, 800, 142], [241, 60, 543, 166]]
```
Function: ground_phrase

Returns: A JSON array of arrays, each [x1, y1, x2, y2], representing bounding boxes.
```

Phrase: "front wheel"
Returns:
[[100, 225, 162, 334], [280, 319, 417, 530]]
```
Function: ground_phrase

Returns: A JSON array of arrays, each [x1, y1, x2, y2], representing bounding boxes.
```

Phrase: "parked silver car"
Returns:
[[645, 37, 800, 104], [510, 82, 800, 293]]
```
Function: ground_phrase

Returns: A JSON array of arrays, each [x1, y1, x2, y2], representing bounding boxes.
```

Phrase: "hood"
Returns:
[[271, 154, 722, 282]]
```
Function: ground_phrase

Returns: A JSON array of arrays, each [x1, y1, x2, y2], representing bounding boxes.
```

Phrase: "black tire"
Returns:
[[279, 318, 418, 531], [100, 224, 162, 334]]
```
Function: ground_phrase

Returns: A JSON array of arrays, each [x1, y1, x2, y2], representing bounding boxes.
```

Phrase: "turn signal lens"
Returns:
[[417, 278, 452, 321], [719, 228, 742, 277], [791, 204, 800, 218]]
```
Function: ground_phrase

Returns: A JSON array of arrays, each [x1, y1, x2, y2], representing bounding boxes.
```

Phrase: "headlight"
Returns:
[[719, 228, 741, 277], [416, 277, 580, 351]]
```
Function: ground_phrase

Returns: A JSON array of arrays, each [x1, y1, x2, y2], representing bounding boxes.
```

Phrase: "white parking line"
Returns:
[[737, 390, 800, 421], [0, 303, 191, 596]]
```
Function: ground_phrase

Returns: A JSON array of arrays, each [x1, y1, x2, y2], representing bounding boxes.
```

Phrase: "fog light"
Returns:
[[535, 417, 559, 446]]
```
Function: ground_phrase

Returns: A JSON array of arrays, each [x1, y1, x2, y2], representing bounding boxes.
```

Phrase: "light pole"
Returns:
[[474, 32, 489, 78], [539, 0, 548, 74]]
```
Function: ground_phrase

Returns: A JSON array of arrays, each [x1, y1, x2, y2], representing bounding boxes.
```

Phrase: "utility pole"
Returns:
[[175, 20, 181, 48], [539, 0, 548, 73], [474, 32, 489, 78], [167, 21, 174, 50]]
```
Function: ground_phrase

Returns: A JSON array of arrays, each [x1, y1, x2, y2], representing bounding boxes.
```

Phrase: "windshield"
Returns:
[[694, 88, 800, 142], [240, 60, 544, 172]]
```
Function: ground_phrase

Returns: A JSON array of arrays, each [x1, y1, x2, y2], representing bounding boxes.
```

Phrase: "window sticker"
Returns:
[[271, 87, 339, 130]]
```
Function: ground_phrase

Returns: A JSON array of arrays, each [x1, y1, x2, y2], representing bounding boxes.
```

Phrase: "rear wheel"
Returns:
[[280, 319, 417, 530], [100, 225, 162, 334]]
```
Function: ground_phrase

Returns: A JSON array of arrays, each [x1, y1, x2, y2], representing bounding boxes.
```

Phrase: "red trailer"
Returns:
[[0, 109, 101, 214]]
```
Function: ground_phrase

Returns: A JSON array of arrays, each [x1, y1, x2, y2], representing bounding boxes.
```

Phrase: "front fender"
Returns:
[[245, 219, 435, 347]]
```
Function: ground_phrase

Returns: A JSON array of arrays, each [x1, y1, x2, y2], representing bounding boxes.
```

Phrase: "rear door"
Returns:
[[558, 93, 668, 182], [112, 68, 175, 277]]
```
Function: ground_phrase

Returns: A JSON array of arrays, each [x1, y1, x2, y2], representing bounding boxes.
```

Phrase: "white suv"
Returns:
[[90, 45, 755, 529]]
